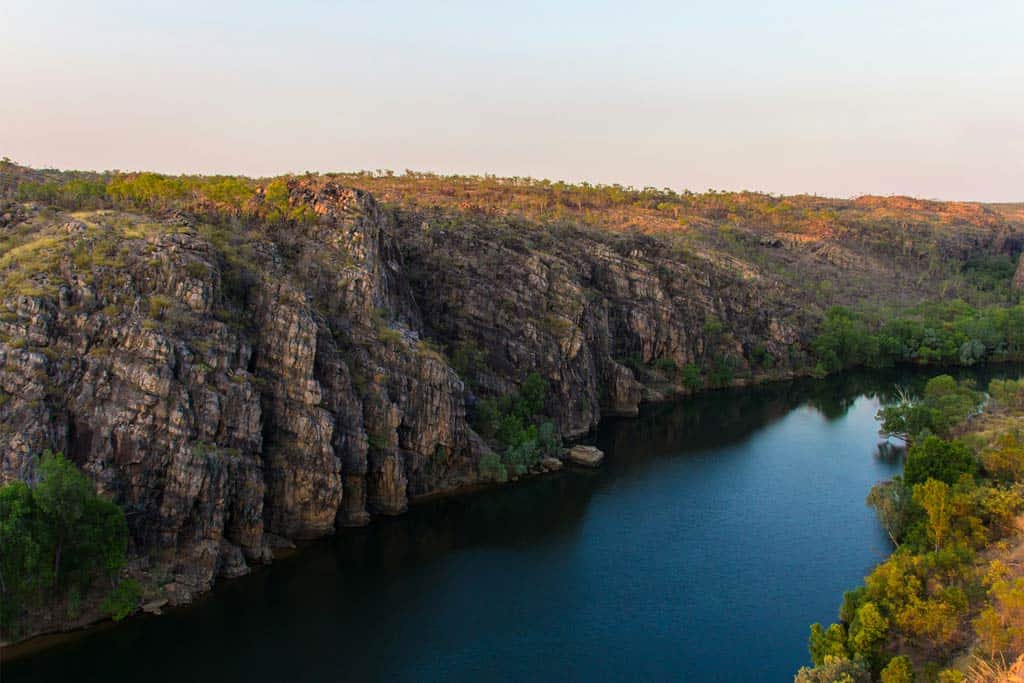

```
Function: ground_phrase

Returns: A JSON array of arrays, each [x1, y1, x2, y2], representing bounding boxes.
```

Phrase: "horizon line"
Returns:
[[4, 157, 1022, 207]]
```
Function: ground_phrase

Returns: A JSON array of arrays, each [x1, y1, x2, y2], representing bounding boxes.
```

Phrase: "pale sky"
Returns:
[[2, 1, 1022, 201]]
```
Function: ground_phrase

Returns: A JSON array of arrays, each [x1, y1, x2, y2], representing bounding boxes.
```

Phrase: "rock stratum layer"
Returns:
[[0, 173, 1021, 613]]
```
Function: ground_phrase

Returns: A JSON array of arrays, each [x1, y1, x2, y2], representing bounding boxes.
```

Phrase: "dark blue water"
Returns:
[[4, 370, 970, 681]]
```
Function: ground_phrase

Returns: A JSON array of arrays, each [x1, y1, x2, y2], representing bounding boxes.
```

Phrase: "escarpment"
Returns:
[[0, 184, 487, 603], [389, 212, 811, 436], [0, 175, 1019, 618]]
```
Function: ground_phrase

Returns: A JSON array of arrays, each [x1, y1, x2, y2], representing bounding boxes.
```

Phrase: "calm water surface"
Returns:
[[6, 369, 1008, 682]]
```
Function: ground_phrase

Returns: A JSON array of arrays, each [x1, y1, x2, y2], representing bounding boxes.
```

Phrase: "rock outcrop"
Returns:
[[1013, 252, 1024, 292], [566, 445, 605, 468]]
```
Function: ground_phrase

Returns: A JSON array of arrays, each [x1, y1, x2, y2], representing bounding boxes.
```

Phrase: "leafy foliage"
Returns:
[[879, 655, 914, 683], [0, 452, 129, 633], [812, 303, 1024, 373], [904, 437, 976, 487], [100, 578, 141, 621], [806, 373, 1024, 678], [473, 373, 559, 479], [794, 655, 870, 683], [877, 375, 981, 444]]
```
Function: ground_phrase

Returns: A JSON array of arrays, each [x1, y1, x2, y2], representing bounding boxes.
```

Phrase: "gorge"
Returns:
[[2, 164, 1024, 678], [5, 370, 947, 681]]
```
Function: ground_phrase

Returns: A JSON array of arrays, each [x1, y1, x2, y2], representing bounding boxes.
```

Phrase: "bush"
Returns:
[[904, 436, 976, 487], [880, 655, 914, 683], [472, 373, 559, 477], [794, 656, 870, 683], [101, 578, 141, 621], [681, 363, 702, 390], [653, 357, 677, 375], [708, 356, 736, 387], [979, 431, 1024, 482], [477, 452, 507, 483]]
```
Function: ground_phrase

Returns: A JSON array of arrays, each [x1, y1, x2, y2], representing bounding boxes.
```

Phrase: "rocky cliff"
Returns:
[[0, 172, 1019, 619], [1, 183, 488, 605]]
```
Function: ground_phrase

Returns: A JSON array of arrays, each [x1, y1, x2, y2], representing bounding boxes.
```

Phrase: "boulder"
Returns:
[[141, 599, 168, 615], [162, 583, 194, 607], [540, 457, 563, 472], [566, 445, 604, 467]]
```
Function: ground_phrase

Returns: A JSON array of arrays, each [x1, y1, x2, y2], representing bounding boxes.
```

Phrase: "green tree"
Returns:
[[681, 363, 702, 390], [518, 372, 549, 417], [848, 601, 889, 664], [922, 376, 981, 435], [877, 377, 981, 445], [0, 482, 49, 626], [808, 622, 848, 666], [903, 436, 976, 487], [34, 451, 93, 584], [812, 306, 876, 372], [472, 373, 557, 477], [0, 452, 129, 633], [973, 606, 1008, 659], [879, 655, 914, 683], [100, 578, 141, 621]]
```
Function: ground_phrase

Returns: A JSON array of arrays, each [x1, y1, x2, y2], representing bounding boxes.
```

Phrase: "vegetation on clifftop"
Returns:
[[797, 376, 1024, 682], [5, 157, 1024, 311]]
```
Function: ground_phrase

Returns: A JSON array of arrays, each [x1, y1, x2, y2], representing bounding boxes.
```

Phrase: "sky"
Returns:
[[2, 1, 1022, 201]]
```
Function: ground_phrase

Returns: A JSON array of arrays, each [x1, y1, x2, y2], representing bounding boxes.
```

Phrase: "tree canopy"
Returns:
[[0, 452, 131, 634]]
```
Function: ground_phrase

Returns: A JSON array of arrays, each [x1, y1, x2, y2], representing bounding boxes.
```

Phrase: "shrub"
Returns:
[[794, 656, 870, 683], [681, 363, 702, 390], [904, 437, 976, 487], [880, 655, 914, 683], [471, 372, 558, 476], [653, 357, 677, 375], [709, 355, 736, 387], [477, 452, 507, 483], [979, 431, 1024, 482], [101, 578, 141, 621], [148, 294, 173, 320]]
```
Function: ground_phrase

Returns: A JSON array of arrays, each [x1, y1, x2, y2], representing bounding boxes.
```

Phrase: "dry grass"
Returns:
[[966, 654, 1024, 682]]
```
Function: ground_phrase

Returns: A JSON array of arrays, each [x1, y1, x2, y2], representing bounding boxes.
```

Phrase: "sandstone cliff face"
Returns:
[[391, 212, 809, 436], [0, 184, 486, 604], [0, 180, 823, 609]]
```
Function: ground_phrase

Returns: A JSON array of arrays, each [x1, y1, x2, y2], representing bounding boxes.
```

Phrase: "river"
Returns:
[[5, 368, 1010, 681]]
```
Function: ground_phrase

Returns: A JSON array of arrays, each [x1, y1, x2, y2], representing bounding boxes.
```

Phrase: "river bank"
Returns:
[[796, 371, 1024, 681]]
